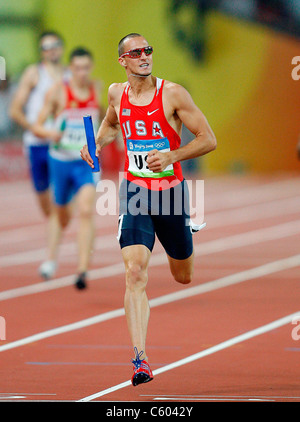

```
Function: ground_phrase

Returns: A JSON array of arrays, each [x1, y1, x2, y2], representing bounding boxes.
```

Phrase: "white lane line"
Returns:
[[0, 307, 125, 353], [141, 394, 300, 399], [1, 194, 300, 268], [203, 177, 300, 212], [1, 176, 300, 251], [77, 310, 300, 402], [1, 219, 300, 302], [153, 397, 275, 402], [0, 392, 56, 396], [0, 253, 299, 354], [0, 233, 118, 267], [0, 262, 125, 302], [207, 195, 300, 227], [194, 219, 300, 255], [0, 177, 299, 237], [0, 220, 114, 247]]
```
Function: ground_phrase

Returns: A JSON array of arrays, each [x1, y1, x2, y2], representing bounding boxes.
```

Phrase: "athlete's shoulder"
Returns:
[[162, 80, 192, 108], [163, 80, 189, 96], [24, 63, 40, 74], [108, 82, 127, 94], [108, 82, 127, 104], [19, 63, 40, 87]]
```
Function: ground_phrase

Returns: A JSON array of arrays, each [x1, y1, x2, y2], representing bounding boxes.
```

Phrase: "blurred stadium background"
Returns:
[[0, 0, 299, 181]]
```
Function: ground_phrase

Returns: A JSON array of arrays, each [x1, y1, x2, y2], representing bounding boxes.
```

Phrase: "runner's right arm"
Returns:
[[9, 65, 38, 131], [81, 83, 122, 168]]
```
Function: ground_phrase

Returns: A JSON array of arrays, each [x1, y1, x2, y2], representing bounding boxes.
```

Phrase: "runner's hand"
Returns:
[[147, 149, 172, 173], [80, 144, 95, 168]]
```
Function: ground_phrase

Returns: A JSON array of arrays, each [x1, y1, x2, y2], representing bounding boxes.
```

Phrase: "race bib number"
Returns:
[[127, 138, 174, 178], [59, 121, 87, 151]]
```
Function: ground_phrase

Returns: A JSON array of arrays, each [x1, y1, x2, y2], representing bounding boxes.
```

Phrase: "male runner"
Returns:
[[10, 31, 67, 280], [80, 33, 217, 385], [33, 47, 103, 289]]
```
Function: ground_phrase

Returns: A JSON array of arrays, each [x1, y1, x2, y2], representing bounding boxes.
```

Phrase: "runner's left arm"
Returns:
[[32, 83, 62, 143], [147, 84, 216, 173]]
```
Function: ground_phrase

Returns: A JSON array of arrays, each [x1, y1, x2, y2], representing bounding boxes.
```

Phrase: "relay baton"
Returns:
[[83, 115, 100, 172]]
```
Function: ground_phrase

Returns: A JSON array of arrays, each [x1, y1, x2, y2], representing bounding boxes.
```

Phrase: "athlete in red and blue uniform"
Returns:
[[118, 76, 196, 261], [49, 76, 100, 207], [34, 47, 103, 289], [80, 33, 217, 386], [120, 76, 183, 187]]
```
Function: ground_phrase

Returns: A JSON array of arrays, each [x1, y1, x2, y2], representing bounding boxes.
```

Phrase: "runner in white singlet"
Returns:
[[10, 31, 69, 280]]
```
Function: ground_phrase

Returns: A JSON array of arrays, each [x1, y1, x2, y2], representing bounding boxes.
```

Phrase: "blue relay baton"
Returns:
[[83, 115, 100, 172]]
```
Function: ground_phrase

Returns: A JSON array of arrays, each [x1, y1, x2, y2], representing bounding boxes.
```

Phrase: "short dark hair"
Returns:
[[39, 31, 64, 44], [118, 33, 144, 56], [69, 47, 93, 62]]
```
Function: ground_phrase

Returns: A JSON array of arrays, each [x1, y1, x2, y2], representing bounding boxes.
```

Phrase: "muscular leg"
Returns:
[[55, 202, 72, 229], [167, 251, 194, 285], [75, 184, 96, 274], [122, 244, 152, 362], [46, 211, 62, 262], [37, 189, 62, 265], [36, 189, 52, 218]]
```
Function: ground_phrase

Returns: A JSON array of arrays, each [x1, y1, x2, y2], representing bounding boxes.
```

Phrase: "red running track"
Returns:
[[0, 173, 300, 402]]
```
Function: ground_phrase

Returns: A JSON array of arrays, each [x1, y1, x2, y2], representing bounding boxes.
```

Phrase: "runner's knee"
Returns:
[[78, 204, 93, 219], [37, 191, 51, 217], [77, 188, 95, 219], [125, 262, 148, 290], [173, 269, 193, 285], [56, 207, 70, 229]]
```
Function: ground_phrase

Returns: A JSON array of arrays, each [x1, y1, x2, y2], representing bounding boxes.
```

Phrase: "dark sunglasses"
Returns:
[[40, 40, 63, 51], [120, 46, 153, 59]]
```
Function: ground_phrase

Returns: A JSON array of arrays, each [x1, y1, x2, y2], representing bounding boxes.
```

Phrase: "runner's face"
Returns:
[[70, 56, 93, 85], [40, 36, 63, 64], [119, 37, 153, 77]]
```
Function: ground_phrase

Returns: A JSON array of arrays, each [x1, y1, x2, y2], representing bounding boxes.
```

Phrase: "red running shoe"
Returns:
[[131, 347, 153, 386]]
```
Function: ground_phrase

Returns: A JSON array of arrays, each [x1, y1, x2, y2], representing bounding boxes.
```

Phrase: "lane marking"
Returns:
[[0, 253, 299, 354], [1, 175, 300, 253], [141, 394, 300, 399], [0, 233, 118, 267], [0, 393, 56, 395], [45, 344, 181, 350], [25, 362, 137, 366], [77, 310, 300, 401], [1, 194, 300, 267], [153, 397, 275, 402], [1, 219, 300, 302], [0, 217, 116, 247], [203, 177, 300, 212]]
